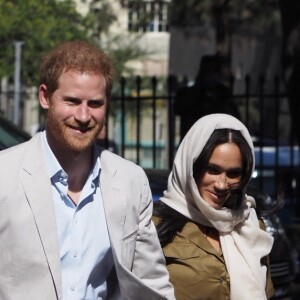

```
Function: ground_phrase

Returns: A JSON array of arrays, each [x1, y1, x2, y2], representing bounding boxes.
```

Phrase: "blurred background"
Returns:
[[1, 1, 300, 298]]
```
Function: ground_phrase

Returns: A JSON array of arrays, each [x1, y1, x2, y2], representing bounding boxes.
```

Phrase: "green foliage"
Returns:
[[102, 33, 152, 78], [85, 0, 117, 35], [0, 0, 90, 86], [86, 0, 153, 78], [169, 0, 213, 26], [0, 0, 153, 87], [227, 0, 281, 33], [169, 0, 281, 33]]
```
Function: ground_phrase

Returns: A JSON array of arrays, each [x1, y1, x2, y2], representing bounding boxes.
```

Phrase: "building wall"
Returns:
[[74, 0, 170, 77]]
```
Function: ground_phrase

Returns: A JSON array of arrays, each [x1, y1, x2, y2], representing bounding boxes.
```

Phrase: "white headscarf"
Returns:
[[161, 114, 273, 300]]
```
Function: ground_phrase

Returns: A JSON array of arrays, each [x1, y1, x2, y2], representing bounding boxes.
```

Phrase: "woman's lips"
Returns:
[[209, 190, 228, 201]]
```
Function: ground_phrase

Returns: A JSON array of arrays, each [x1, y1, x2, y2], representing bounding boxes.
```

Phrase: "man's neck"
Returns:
[[63, 152, 93, 205], [52, 144, 93, 192]]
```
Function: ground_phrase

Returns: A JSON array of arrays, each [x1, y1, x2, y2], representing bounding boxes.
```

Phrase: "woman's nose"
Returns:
[[75, 103, 91, 123], [214, 173, 228, 190]]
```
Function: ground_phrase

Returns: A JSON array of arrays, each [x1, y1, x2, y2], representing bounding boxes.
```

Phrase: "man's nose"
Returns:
[[75, 103, 91, 123]]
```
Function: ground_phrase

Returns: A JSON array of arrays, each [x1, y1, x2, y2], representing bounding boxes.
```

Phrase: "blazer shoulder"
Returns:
[[0, 133, 42, 169], [0, 138, 29, 161], [100, 149, 145, 176]]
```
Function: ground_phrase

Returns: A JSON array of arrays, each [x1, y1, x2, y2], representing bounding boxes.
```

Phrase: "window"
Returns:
[[128, 0, 169, 32]]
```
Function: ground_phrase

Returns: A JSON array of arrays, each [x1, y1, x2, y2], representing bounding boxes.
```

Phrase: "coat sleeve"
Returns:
[[131, 168, 175, 300]]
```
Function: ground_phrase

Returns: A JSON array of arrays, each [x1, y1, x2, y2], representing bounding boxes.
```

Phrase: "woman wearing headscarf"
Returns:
[[153, 114, 274, 300]]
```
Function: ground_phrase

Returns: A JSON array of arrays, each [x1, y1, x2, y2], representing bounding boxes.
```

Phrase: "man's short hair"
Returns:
[[39, 40, 115, 99]]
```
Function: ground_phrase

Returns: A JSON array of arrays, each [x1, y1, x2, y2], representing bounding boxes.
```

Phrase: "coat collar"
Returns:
[[20, 135, 129, 294], [99, 150, 127, 260], [164, 221, 223, 259], [21, 133, 62, 298]]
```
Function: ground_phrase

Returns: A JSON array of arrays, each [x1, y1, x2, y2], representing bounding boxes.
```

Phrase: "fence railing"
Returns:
[[108, 75, 295, 163], [1, 75, 299, 217], [107, 75, 300, 222]]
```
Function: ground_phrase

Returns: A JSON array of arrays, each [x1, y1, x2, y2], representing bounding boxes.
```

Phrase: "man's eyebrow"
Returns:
[[62, 95, 80, 101], [62, 96, 105, 102], [89, 98, 105, 102]]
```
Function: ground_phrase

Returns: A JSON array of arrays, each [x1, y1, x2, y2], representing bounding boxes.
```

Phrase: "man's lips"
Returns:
[[68, 125, 93, 133]]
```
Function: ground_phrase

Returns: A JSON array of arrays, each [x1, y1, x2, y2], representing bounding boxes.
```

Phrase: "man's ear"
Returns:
[[39, 84, 50, 109]]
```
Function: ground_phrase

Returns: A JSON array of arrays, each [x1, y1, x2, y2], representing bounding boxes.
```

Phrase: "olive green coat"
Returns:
[[158, 220, 274, 300]]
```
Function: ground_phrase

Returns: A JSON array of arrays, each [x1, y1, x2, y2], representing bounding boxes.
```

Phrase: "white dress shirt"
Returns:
[[42, 131, 114, 299]]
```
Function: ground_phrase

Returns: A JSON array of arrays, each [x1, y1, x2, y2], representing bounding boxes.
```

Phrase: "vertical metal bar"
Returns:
[[167, 75, 176, 170], [136, 76, 141, 165], [121, 77, 126, 157], [13, 41, 24, 126], [258, 74, 265, 190], [245, 74, 250, 127], [230, 73, 234, 103], [152, 76, 157, 168], [274, 75, 280, 192]]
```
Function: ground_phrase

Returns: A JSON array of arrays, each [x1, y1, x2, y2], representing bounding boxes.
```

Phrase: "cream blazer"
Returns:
[[0, 133, 174, 300]]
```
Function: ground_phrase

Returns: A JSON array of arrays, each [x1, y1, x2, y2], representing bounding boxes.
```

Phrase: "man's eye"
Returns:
[[65, 98, 80, 105], [89, 100, 104, 108]]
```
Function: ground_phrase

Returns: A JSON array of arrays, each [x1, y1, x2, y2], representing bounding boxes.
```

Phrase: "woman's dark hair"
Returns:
[[154, 128, 253, 247], [193, 128, 253, 210], [153, 201, 189, 248]]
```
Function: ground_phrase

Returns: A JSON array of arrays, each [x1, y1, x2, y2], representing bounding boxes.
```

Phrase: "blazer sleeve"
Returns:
[[131, 169, 175, 300], [100, 150, 175, 299]]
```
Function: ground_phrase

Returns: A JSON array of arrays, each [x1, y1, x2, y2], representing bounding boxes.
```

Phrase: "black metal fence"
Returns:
[[1, 74, 299, 220], [109, 75, 295, 164], [107, 75, 299, 222]]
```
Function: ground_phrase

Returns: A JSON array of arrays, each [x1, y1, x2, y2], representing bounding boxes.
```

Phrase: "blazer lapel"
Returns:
[[100, 151, 127, 261], [21, 134, 62, 298]]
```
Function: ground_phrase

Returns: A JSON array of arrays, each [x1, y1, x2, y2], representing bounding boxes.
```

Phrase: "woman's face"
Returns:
[[197, 142, 243, 209]]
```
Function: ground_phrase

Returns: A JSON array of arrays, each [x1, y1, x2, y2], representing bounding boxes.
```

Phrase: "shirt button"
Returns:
[[73, 251, 78, 258], [70, 285, 75, 291], [219, 277, 224, 283]]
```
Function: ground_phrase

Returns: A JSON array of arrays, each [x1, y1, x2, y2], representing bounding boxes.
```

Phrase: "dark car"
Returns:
[[145, 168, 299, 299], [248, 185, 299, 299], [0, 114, 31, 150], [252, 137, 300, 225]]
